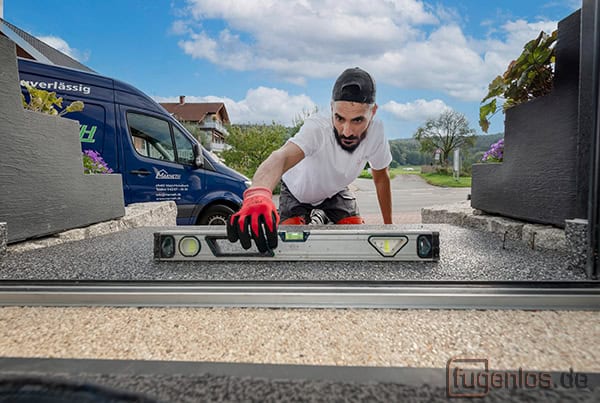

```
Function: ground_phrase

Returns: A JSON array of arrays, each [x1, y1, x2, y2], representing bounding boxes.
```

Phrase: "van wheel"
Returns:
[[198, 205, 235, 225]]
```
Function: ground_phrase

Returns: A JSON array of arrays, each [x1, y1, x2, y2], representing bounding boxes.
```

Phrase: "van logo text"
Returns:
[[155, 169, 181, 180], [20, 80, 91, 95]]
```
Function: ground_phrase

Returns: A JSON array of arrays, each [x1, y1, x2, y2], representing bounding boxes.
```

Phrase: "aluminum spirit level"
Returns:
[[154, 226, 440, 261]]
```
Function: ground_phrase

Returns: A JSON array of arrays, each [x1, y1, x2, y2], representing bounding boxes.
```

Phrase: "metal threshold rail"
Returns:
[[0, 281, 598, 310]]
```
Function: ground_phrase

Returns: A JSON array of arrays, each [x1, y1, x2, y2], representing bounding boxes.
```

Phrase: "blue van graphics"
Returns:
[[18, 58, 248, 225], [154, 169, 182, 180], [20, 79, 92, 95], [79, 125, 97, 143]]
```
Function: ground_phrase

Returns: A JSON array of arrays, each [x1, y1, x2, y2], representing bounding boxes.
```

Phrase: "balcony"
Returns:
[[200, 119, 229, 135]]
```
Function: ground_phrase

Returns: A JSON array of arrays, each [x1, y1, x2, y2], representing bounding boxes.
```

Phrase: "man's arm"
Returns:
[[252, 141, 305, 190], [227, 141, 305, 252], [371, 167, 392, 224]]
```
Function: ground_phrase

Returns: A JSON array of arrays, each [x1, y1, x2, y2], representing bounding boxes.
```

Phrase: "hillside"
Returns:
[[388, 133, 504, 168]]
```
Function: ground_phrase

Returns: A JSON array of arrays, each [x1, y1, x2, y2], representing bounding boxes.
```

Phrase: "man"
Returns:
[[227, 67, 393, 252]]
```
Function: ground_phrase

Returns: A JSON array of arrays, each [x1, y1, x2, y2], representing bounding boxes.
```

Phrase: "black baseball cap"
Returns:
[[332, 67, 376, 104]]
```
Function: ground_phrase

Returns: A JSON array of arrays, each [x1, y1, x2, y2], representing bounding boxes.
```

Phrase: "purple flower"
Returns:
[[82, 150, 113, 174], [481, 138, 504, 163]]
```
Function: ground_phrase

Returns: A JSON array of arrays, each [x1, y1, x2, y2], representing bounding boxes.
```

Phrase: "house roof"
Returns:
[[0, 17, 95, 73], [160, 101, 231, 124]]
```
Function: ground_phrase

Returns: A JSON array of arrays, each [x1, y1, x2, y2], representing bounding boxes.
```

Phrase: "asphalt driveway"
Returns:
[[354, 174, 470, 223], [273, 175, 470, 224]]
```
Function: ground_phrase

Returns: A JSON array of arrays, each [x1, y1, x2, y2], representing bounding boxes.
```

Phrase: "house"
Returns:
[[160, 97, 231, 153], [0, 17, 95, 72]]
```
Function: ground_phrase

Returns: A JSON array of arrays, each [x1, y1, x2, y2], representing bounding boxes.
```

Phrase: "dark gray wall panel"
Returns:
[[0, 37, 124, 243], [576, 0, 596, 218], [472, 10, 588, 227]]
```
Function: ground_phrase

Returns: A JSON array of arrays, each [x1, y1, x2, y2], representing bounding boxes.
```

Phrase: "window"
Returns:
[[127, 112, 195, 166], [173, 126, 195, 165]]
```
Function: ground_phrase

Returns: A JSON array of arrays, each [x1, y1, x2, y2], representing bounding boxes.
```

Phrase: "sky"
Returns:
[[5, 0, 581, 139]]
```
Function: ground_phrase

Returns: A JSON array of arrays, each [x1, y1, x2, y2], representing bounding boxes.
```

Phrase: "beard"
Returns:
[[333, 127, 367, 153]]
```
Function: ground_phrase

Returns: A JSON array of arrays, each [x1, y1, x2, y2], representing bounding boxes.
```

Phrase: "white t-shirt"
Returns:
[[282, 114, 392, 205]]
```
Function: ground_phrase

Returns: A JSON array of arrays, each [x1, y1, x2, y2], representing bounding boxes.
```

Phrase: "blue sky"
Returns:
[[5, 0, 580, 138]]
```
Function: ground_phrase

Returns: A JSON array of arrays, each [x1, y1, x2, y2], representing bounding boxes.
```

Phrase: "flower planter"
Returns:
[[472, 9, 591, 228], [0, 36, 125, 243]]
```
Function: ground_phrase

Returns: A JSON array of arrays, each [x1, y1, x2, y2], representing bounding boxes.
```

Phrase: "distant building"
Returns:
[[160, 96, 231, 153]]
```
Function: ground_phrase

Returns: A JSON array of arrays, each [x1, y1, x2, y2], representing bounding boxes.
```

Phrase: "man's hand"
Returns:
[[227, 187, 279, 253]]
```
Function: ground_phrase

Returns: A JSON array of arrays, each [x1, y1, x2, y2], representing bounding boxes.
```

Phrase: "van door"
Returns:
[[60, 101, 119, 171], [120, 108, 203, 223]]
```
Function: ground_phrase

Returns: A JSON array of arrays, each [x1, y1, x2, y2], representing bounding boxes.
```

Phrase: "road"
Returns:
[[354, 174, 470, 211], [273, 174, 470, 224], [353, 174, 470, 224]]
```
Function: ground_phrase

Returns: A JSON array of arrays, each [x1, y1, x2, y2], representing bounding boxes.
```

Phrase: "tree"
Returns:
[[180, 121, 212, 149], [389, 142, 406, 165], [406, 150, 425, 165], [289, 106, 319, 137], [221, 123, 287, 178], [413, 110, 476, 167]]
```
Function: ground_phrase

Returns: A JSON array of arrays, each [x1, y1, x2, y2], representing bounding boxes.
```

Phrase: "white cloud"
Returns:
[[154, 87, 317, 125], [372, 25, 488, 100], [170, 19, 192, 35], [503, 19, 558, 42], [173, 0, 560, 101], [543, 0, 580, 12], [479, 19, 558, 68], [470, 19, 558, 97], [381, 99, 451, 121], [175, 0, 436, 81], [37, 36, 89, 62]]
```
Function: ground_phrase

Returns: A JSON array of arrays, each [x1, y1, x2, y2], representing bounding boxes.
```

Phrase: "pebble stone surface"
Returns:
[[0, 225, 588, 281], [0, 307, 598, 373]]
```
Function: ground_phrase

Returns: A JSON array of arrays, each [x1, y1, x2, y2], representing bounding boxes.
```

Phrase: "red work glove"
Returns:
[[227, 187, 280, 253]]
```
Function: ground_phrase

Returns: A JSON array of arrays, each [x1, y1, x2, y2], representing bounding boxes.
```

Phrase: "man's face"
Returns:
[[331, 101, 377, 152]]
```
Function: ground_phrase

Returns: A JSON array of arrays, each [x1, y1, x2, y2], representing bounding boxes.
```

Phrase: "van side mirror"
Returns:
[[193, 144, 204, 168]]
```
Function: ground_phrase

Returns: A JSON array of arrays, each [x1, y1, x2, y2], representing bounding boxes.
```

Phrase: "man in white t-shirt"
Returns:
[[227, 67, 393, 253]]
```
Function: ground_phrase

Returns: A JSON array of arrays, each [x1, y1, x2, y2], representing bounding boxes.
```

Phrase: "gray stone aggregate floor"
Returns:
[[0, 358, 598, 402], [1, 372, 598, 402], [0, 225, 587, 281]]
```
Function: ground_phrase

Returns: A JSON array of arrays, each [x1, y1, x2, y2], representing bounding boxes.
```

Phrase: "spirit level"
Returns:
[[153, 226, 440, 261]]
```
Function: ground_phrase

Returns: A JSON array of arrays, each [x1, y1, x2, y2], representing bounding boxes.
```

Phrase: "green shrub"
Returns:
[[21, 83, 83, 116], [479, 30, 557, 132]]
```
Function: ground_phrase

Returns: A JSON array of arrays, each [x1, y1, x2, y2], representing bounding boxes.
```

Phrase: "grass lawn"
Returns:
[[391, 165, 422, 175], [420, 172, 471, 187], [359, 165, 421, 179], [360, 165, 471, 188]]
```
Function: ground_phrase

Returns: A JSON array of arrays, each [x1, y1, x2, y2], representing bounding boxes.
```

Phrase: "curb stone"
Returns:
[[522, 224, 567, 251], [6, 202, 178, 255], [421, 201, 566, 251]]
